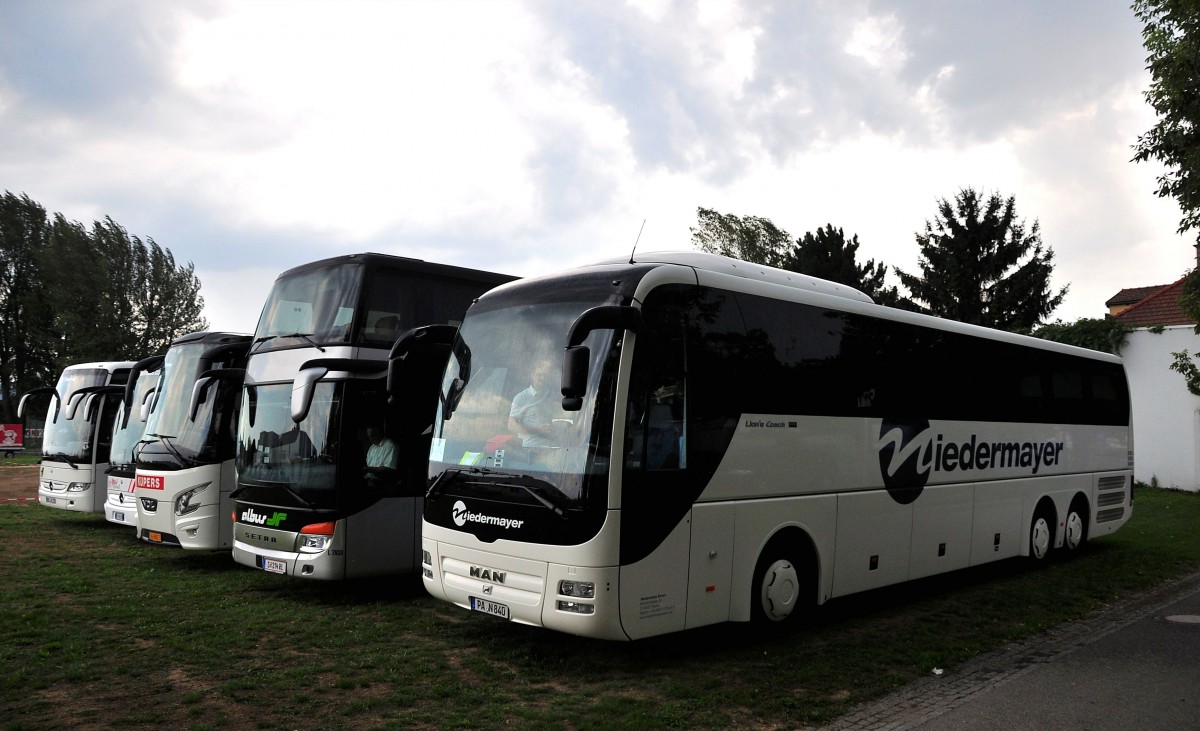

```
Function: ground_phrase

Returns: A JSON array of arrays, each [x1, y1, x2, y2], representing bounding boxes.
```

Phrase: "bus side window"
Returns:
[[643, 381, 685, 470], [625, 302, 688, 473]]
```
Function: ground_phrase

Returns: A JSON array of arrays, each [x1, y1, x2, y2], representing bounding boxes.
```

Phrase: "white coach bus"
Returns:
[[420, 252, 1133, 641], [19, 361, 135, 513], [134, 331, 251, 548], [104, 355, 163, 527]]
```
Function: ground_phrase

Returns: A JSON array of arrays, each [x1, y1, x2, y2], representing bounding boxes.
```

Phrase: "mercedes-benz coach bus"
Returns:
[[420, 251, 1133, 640], [19, 361, 135, 512], [231, 253, 515, 580], [134, 332, 251, 548], [104, 355, 163, 527]]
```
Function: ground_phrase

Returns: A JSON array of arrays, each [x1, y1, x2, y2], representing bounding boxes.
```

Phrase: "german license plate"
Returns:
[[469, 596, 510, 619], [113, 511, 125, 522], [44, 496, 56, 504], [260, 557, 287, 574]]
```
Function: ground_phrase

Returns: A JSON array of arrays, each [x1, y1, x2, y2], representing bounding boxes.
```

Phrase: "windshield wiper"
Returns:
[[494, 477, 567, 519], [145, 434, 199, 468], [45, 452, 79, 469], [231, 481, 316, 510], [252, 332, 327, 354], [425, 467, 480, 500], [426, 468, 568, 519]]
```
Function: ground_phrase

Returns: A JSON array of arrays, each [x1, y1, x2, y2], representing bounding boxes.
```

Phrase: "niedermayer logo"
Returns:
[[877, 419, 932, 505], [451, 500, 525, 530], [877, 420, 1066, 505]]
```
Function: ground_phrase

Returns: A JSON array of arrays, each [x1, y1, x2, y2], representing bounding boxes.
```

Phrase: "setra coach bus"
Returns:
[[419, 251, 1133, 640], [231, 253, 515, 579]]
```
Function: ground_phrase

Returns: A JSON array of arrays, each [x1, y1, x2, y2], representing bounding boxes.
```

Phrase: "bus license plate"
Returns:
[[113, 511, 125, 522], [148, 531, 162, 543], [469, 596, 510, 620], [44, 496, 56, 504], [260, 557, 287, 574]]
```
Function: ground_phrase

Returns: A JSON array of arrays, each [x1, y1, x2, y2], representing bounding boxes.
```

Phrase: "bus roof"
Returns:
[[272, 252, 516, 286], [591, 250, 876, 305]]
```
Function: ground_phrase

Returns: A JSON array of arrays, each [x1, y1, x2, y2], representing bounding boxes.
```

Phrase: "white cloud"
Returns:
[[0, 0, 1187, 332]]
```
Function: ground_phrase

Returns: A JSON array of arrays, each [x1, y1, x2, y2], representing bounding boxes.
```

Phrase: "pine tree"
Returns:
[[895, 189, 1066, 331]]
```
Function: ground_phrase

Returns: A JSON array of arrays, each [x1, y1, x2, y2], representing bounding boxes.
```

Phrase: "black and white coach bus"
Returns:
[[231, 253, 515, 580], [420, 251, 1133, 640]]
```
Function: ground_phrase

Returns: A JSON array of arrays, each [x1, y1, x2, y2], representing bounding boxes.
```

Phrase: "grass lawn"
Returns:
[[2, 486, 1199, 730]]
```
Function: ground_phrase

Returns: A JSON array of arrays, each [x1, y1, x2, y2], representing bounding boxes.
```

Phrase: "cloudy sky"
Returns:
[[0, 0, 1189, 332]]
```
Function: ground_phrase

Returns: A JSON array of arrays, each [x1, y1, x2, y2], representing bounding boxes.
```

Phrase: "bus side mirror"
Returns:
[[559, 305, 641, 411], [65, 391, 86, 420], [140, 387, 157, 424], [292, 366, 328, 424], [189, 377, 213, 422], [561, 346, 590, 411], [19, 387, 60, 423]]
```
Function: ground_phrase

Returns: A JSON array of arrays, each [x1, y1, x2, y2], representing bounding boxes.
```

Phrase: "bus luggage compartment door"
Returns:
[[685, 503, 734, 629]]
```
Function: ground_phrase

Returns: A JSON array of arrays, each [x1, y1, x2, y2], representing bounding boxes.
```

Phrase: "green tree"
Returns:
[[1133, 0, 1200, 240], [784, 224, 908, 307], [0, 193, 57, 423], [0, 192, 208, 421], [894, 188, 1066, 330], [690, 207, 792, 268], [1031, 317, 1130, 354]]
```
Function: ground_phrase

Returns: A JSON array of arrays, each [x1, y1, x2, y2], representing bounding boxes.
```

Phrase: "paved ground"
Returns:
[[824, 569, 1200, 730]]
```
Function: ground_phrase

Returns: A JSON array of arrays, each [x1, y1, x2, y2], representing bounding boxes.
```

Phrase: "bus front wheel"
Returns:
[[751, 541, 811, 626]]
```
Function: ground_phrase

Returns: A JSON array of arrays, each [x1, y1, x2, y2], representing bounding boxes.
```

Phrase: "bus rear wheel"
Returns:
[[1062, 497, 1089, 555], [1029, 505, 1054, 562]]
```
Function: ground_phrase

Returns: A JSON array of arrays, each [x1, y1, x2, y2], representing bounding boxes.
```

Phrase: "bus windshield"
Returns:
[[141, 342, 238, 467], [254, 262, 362, 348], [44, 369, 110, 461], [109, 371, 158, 469], [235, 381, 343, 510], [429, 299, 618, 508]]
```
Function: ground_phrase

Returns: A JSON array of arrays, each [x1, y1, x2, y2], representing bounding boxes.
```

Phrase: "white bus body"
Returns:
[[104, 356, 162, 527], [19, 361, 135, 513], [420, 252, 1133, 640], [134, 332, 250, 549], [231, 253, 516, 579]]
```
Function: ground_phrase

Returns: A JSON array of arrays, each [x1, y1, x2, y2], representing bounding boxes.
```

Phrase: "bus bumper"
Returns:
[[422, 533, 627, 640]]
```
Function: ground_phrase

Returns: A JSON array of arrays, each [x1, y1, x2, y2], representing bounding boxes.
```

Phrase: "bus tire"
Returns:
[[1029, 502, 1055, 562], [751, 537, 812, 626], [1062, 496, 1089, 556]]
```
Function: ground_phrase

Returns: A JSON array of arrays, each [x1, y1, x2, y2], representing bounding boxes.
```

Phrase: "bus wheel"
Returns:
[[748, 535, 816, 628], [1029, 505, 1054, 562], [1062, 497, 1089, 555], [756, 558, 799, 622]]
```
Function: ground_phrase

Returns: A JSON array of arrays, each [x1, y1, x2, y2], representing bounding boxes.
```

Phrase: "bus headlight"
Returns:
[[299, 522, 335, 554], [299, 534, 331, 553], [558, 580, 595, 599], [174, 482, 211, 516], [66, 482, 89, 492]]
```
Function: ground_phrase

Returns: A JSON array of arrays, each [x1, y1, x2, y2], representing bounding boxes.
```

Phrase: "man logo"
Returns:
[[877, 419, 933, 505]]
